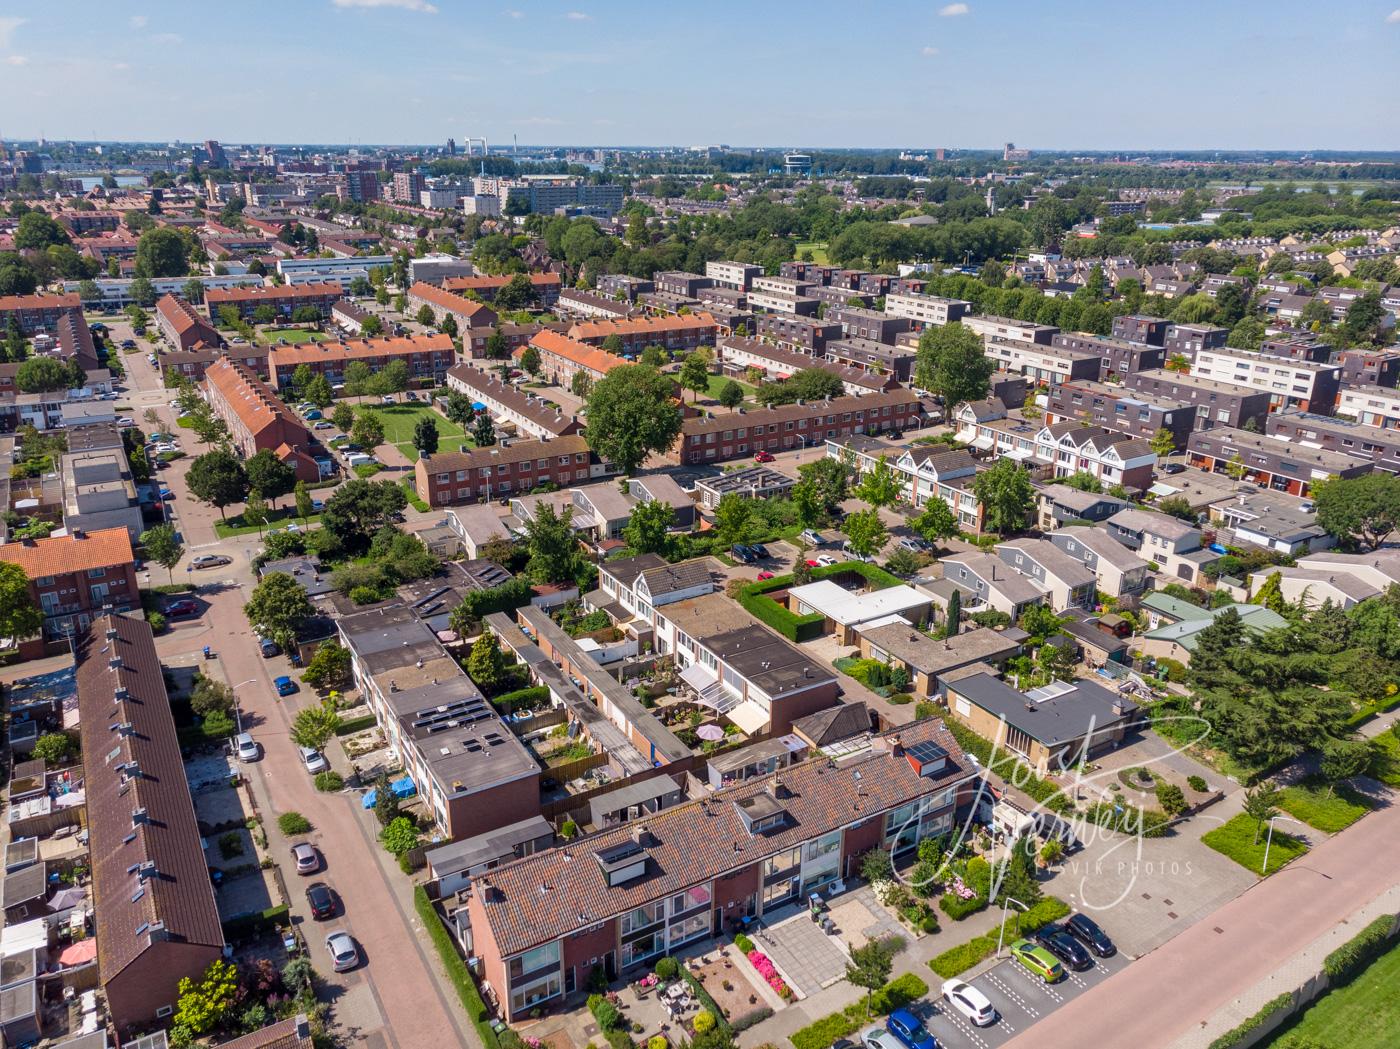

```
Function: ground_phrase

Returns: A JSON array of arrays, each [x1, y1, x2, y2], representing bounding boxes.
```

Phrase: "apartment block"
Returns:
[[597, 274, 654, 301], [962, 315, 1059, 346], [1337, 349, 1400, 389], [556, 289, 632, 321], [1124, 369, 1271, 432], [1050, 333, 1165, 379], [443, 272, 562, 307], [407, 282, 499, 332], [751, 275, 814, 297], [1337, 383, 1400, 429], [653, 272, 713, 298], [882, 292, 970, 330], [1186, 427, 1372, 497], [824, 339, 918, 383], [705, 260, 763, 291], [0, 293, 83, 336], [268, 332, 455, 390], [568, 313, 718, 354], [754, 314, 843, 353], [746, 290, 820, 316], [1110, 314, 1169, 346], [414, 435, 604, 507], [1191, 347, 1341, 414], [1163, 323, 1228, 358], [205, 282, 342, 322], [826, 305, 910, 344], [528, 330, 626, 387], [202, 359, 320, 481], [155, 294, 221, 352], [61, 422, 144, 540], [717, 337, 898, 396], [1266, 409, 1400, 472], [983, 337, 1101, 385], [0, 527, 139, 649], [1045, 378, 1194, 450]]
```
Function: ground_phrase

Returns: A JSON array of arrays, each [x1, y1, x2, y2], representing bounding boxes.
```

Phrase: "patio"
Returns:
[[751, 906, 850, 997]]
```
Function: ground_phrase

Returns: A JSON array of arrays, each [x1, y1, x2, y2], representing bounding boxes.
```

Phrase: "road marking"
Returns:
[[986, 972, 1038, 1019]]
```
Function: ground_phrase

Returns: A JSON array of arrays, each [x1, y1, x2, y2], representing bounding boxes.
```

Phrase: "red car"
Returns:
[[757, 570, 775, 581], [804, 559, 820, 568], [165, 598, 199, 617], [754, 450, 775, 463]]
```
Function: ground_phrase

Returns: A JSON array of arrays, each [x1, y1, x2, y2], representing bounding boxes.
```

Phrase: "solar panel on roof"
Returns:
[[907, 740, 948, 766]]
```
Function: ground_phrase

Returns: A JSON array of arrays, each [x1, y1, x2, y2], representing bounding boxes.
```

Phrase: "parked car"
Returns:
[[1009, 939, 1065, 983], [886, 430, 904, 440], [816, 554, 839, 567], [405, 391, 419, 401], [1066, 913, 1117, 957], [311, 499, 325, 512], [799, 528, 826, 546], [234, 732, 260, 762], [304, 410, 323, 421], [730, 544, 758, 564], [190, 554, 231, 570], [940, 979, 996, 1027], [1035, 927, 1093, 971], [258, 637, 280, 658], [757, 570, 775, 581], [300, 746, 329, 774], [326, 930, 360, 972], [897, 537, 931, 552], [121, 339, 137, 349], [748, 543, 770, 559], [306, 882, 336, 920], [804, 558, 820, 568], [859, 1029, 902, 1049], [165, 598, 199, 617], [313, 420, 334, 430], [381, 395, 396, 405], [753, 450, 775, 463], [291, 842, 319, 875], [274, 675, 298, 697], [885, 1008, 937, 1049]]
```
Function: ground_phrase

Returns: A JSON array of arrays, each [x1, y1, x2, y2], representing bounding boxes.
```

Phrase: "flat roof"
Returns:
[[788, 579, 930, 627], [425, 815, 554, 878], [948, 672, 1138, 749]]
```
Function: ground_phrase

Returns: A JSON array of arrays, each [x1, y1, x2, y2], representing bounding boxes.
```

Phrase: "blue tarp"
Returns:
[[471, 402, 486, 411], [361, 776, 417, 809]]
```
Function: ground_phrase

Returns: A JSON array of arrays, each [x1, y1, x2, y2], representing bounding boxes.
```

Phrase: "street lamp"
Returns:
[[1261, 815, 1302, 875], [996, 895, 1028, 957], [230, 678, 258, 735]]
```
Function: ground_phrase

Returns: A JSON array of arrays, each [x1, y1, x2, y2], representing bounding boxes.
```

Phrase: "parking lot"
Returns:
[[913, 949, 1131, 1048]]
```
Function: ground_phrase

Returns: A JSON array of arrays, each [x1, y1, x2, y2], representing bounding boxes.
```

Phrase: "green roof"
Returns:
[[1143, 602, 1289, 651], [1140, 591, 1214, 624]]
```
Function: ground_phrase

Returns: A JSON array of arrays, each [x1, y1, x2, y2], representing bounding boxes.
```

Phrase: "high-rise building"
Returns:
[[204, 139, 227, 167], [392, 171, 426, 203], [446, 137, 457, 155]]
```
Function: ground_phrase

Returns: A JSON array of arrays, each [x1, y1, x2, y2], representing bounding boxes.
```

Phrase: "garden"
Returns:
[[1201, 812, 1309, 876], [375, 403, 474, 460]]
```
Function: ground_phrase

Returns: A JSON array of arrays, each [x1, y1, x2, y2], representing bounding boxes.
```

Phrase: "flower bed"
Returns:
[[745, 949, 794, 1001]]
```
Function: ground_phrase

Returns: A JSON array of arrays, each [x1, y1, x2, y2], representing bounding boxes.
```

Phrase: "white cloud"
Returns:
[[112, 61, 131, 71], [5, 54, 28, 66], [921, 45, 939, 56], [152, 32, 183, 44], [129, 14, 149, 29], [938, 3, 969, 15], [565, 11, 591, 20], [505, 8, 524, 17], [1388, 8, 1400, 22], [0, 16, 25, 49], [331, 0, 439, 12]]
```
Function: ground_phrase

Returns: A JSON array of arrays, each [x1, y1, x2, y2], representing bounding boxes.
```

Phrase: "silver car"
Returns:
[[291, 842, 319, 875], [234, 733, 259, 762], [326, 930, 359, 972], [191, 554, 231, 569], [300, 747, 329, 775]]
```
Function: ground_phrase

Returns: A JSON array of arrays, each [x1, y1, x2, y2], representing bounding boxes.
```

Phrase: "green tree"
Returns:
[[186, 449, 249, 520], [413, 415, 440, 457], [494, 273, 536, 311], [244, 572, 315, 652], [713, 494, 755, 547], [472, 411, 497, 447], [331, 403, 354, 432], [380, 816, 420, 857], [843, 508, 888, 559], [679, 353, 710, 402], [14, 356, 73, 392], [443, 390, 474, 427], [253, 304, 277, 325], [440, 313, 459, 337], [244, 449, 296, 507], [174, 960, 240, 1035], [320, 479, 407, 555], [0, 561, 43, 643], [944, 588, 962, 638], [1060, 470, 1103, 493], [241, 492, 270, 536], [797, 456, 850, 518], [520, 344, 541, 376], [1343, 291, 1386, 344], [571, 371, 594, 398], [1253, 571, 1287, 614], [290, 702, 342, 750], [14, 211, 70, 251], [639, 345, 667, 368], [913, 322, 994, 406], [467, 630, 507, 692], [352, 410, 386, 450], [378, 358, 410, 401], [1242, 782, 1282, 844], [624, 498, 674, 554], [190, 679, 235, 719], [416, 304, 436, 327], [1149, 427, 1177, 458], [583, 364, 684, 475], [912, 498, 959, 543], [140, 523, 184, 584], [31, 732, 74, 765], [301, 639, 352, 689], [971, 459, 1034, 534], [524, 503, 580, 584], [845, 936, 899, 1018], [792, 479, 825, 527], [304, 373, 334, 407], [1314, 473, 1400, 551], [1018, 604, 1064, 643], [372, 772, 401, 827], [343, 360, 372, 397], [1318, 737, 1370, 797], [717, 379, 745, 411], [485, 329, 509, 358], [854, 455, 902, 510], [361, 313, 384, 337], [135, 227, 191, 277], [291, 363, 315, 395]]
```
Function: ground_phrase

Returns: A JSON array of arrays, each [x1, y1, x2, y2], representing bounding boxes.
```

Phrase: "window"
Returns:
[[87, 568, 106, 580], [509, 942, 560, 983]]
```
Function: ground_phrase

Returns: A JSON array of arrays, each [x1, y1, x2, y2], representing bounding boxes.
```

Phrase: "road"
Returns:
[[123, 327, 473, 1049], [1000, 792, 1400, 1049]]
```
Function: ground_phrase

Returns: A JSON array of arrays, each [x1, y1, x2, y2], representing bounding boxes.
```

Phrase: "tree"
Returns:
[[1253, 571, 1287, 614], [524, 503, 581, 584], [290, 702, 342, 751], [843, 508, 888, 559], [186, 449, 249, 520], [943, 588, 962, 639], [854, 455, 902, 510], [640, 345, 667, 368], [413, 415, 440, 457], [717, 379, 745, 411], [584, 364, 684, 476], [1318, 737, 1371, 797], [378, 358, 410, 401], [1019, 604, 1064, 643], [174, 960, 239, 1036], [244, 449, 296, 507], [304, 373, 334, 408], [381, 816, 420, 857], [1060, 470, 1103, 494], [343, 360, 372, 396], [360, 313, 384, 337], [242, 492, 270, 536], [253, 304, 277, 325], [624, 498, 674, 554], [792, 479, 825, 528], [714, 494, 755, 547], [443, 391, 474, 427], [14, 357, 73, 392], [971, 458, 1034, 534], [485, 329, 509, 358], [913, 323, 994, 406], [1242, 782, 1282, 844], [467, 630, 508, 692], [1149, 427, 1177, 458], [679, 353, 710, 402], [797, 457, 850, 518], [845, 936, 899, 1018], [135, 227, 190, 278], [912, 498, 959, 543], [140, 524, 184, 584], [291, 364, 315, 395], [1314, 473, 1400, 552], [571, 371, 594, 398], [331, 403, 354, 432], [416, 304, 436, 327], [292, 305, 322, 325], [0, 561, 43, 643], [32, 732, 74, 765], [301, 639, 352, 689], [372, 772, 401, 827], [494, 273, 536, 311], [1343, 291, 1386, 344], [1036, 640, 1078, 683], [4, 316, 25, 363], [472, 411, 497, 447], [14, 211, 70, 250], [440, 313, 459, 337], [352, 411, 385, 450], [520, 345, 541, 377], [190, 411, 231, 449], [244, 572, 315, 652], [321, 480, 407, 555]]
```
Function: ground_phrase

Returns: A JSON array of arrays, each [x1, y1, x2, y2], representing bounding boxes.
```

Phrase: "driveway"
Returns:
[[754, 906, 851, 997]]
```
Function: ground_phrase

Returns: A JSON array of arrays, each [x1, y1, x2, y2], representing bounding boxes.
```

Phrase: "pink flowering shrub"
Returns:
[[745, 949, 792, 999]]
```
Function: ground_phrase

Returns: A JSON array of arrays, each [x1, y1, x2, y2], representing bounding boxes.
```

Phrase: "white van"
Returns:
[[345, 452, 376, 469]]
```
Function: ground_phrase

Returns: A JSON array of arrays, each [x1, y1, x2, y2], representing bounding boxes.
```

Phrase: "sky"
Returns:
[[1, 1, 1399, 151]]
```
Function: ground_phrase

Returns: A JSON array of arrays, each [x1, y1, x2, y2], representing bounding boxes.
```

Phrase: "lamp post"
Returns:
[[1261, 815, 1302, 876], [230, 678, 258, 735], [996, 896, 1028, 957]]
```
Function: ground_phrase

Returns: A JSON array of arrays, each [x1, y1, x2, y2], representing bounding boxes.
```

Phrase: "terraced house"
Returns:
[[0, 293, 82, 336], [463, 720, 974, 1019], [205, 282, 342, 321], [268, 332, 456, 390], [414, 435, 606, 507], [0, 527, 139, 654], [567, 312, 719, 354], [202, 358, 321, 482]]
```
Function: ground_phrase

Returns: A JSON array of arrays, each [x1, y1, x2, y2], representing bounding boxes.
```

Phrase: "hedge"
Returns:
[[492, 685, 551, 714], [1323, 914, 1398, 987], [335, 713, 379, 736], [414, 886, 500, 1049], [868, 973, 928, 1015], [941, 718, 1075, 815], [1206, 992, 1292, 1049], [789, 972, 929, 1049], [677, 963, 732, 1036], [928, 897, 1071, 979], [739, 562, 907, 642], [221, 904, 290, 940], [939, 892, 988, 921], [930, 934, 998, 980]]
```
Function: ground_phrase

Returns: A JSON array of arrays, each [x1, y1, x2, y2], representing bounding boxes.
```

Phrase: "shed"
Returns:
[[588, 774, 685, 829]]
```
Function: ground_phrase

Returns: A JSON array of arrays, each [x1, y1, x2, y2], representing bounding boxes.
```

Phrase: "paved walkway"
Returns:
[[757, 908, 851, 996]]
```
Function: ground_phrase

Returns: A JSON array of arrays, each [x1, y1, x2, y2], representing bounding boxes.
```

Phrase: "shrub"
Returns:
[[790, 1013, 858, 1049], [868, 973, 928, 1014], [734, 933, 755, 954], [588, 994, 623, 1032], [413, 886, 499, 1049], [1156, 782, 1188, 817], [730, 1007, 773, 1033], [221, 904, 291, 940], [147, 610, 167, 633], [1206, 993, 1292, 1049], [1323, 914, 1398, 987], [277, 812, 312, 836], [929, 934, 997, 979], [649, 1038, 668, 1049], [314, 771, 344, 792], [693, 1011, 716, 1034], [217, 832, 244, 860], [1015, 896, 1071, 934], [914, 701, 937, 720], [654, 956, 679, 981], [1188, 775, 1208, 792], [887, 693, 913, 705], [939, 892, 987, 921]]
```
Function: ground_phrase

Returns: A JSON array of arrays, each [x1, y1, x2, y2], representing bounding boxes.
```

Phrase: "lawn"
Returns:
[[367, 403, 475, 461], [1277, 780, 1374, 833], [1367, 730, 1400, 787], [1261, 935, 1400, 1049], [704, 374, 757, 400], [795, 240, 831, 265], [1201, 812, 1309, 876], [263, 328, 324, 345], [214, 506, 320, 538]]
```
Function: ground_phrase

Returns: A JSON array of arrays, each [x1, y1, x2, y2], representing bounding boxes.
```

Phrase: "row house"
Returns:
[[779, 262, 837, 282], [705, 260, 763, 291], [1045, 378, 1194, 450], [205, 282, 342, 321], [961, 315, 1059, 346], [414, 435, 607, 507], [882, 292, 971, 330], [464, 320, 570, 359], [984, 337, 1101, 385], [995, 538, 1096, 612], [746, 290, 820, 316], [528, 330, 626, 387], [1266, 408, 1400, 473], [697, 286, 749, 310], [443, 272, 562, 307], [268, 332, 456, 390], [1337, 349, 1400, 389], [1050, 333, 1164, 380], [829, 270, 871, 292], [556, 290, 632, 322], [717, 337, 899, 396], [597, 274, 654, 301], [941, 551, 1047, 620], [1337, 383, 1400, 429], [653, 271, 712, 298], [1044, 527, 1150, 600], [1186, 427, 1373, 498], [57, 210, 121, 234], [1104, 507, 1217, 585], [668, 389, 920, 465], [1199, 273, 1252, 298], [1111, 314, 1169, 347], [1035, 423, 1157, 490], [751, 275, 814, 298], [1163, 323, 1228, 359], [156, 294, 222, 352], [804, 286, 875, 310], [331, 299, 374, 335], [0, 527, 139, 652], [158, 342, 269, 385], [408, 282, 500, 332], [1256, 335, 1333, 364], [826, 305, 909, 344], [464, 720, 973, 1020], [1035, 483, 1128, 531], [1191, 347, 1341, 414], [754, 314, 843, 353], [0, 293, 82, 336], [445, 364, 583, 441], [1124, 369, 1271, 432], [824, 338, 918, 383], [568, 313, 719, 354], [202, 359, 321, 482], [828, 437, 984, 530]]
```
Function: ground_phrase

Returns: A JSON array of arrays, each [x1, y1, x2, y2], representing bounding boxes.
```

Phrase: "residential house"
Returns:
[[982, 338, 1101, 385], [568, 313, 718, 354], [1105, 506, 1217, 584], [1035, 483, 1129, 530], [1138, 596, 1288, 665], [823, 339, 918, 383], [882, 292, 970, 330], [414, 435, 604, 507], [1034, 423, 1157, 491], [856, 624, 1019, 699], [626, 474, 696, 530], [269, 333, 456, 390], [1190, 348, 1341, 414], [445, 365, 582, 441], [940, 551, 1047, 620], [1337, 349, 1400, 389], [960, 316, 1059, 345], [205, 282, 342, 321], [1050, 333, 1165, 380], [995, 538, 1097, 611], [718, 337, 898, 396], [1123, 369, 1271, 432], [746, 290, 820, 317], [155, 294, 220, 352], [692, 466, 795, 510], [406, 282, 499, 333], [442, 272, 562, 307], [825, 306, 910, 345], [60, 422, 144, 541], [1264, 409, 1400, 473], [202, 359, 321, 482], [1045, 526, 1150, 599], [0, 527, 139, 653], [705, 261, 763, 291], [556, 290, 632, 322], [1337, 383, 1400, 429], [754, 314, 843, 353], [1163, 324, 1228, 358], [1186, 426, 1372, 498], [526, 329, 626, 388], [1045, 379, 1194, 450], [0, 294, 82, 336], [1208, 490, 1334, 556]]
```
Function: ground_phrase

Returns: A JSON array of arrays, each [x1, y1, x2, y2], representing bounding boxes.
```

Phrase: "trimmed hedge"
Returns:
[[335, 713, 379, 736], [789, 971, 929, 1049], [941, 718, 1076, 815], [677, 963, 732, 1036], [939, 892, 988, 921], [740, 561, 908, 642], [414, 886, 500, 1049], [1206, 992, 1292, 1049], [929, 897, 1071, 979], [492, 685, 551, 714], [221, 904, 290, 940], [1323, 914, 1398, 987], [869, 973, 928, 1015]]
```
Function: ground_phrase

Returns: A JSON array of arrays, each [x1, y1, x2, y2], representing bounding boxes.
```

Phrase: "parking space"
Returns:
[[917, 950, 1131, 1048]]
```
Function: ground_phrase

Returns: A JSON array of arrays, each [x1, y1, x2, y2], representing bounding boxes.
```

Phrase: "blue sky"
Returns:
[[1, 1, 1399, 149]]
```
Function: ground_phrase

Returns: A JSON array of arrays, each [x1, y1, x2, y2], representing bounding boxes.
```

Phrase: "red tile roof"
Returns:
[[156, 293, 215, 338], [204, 358, 310, 444], [0, 526, 134, 580], [206, 283, 341, 305], [569, 311, 717, 342], [420, 434, 590, 475], [0, 292, 82, 312], [268, 332, 454, 369], [408, 281, 494, 318], [528, 329, 624, 376], [443, 272, 562, 293]]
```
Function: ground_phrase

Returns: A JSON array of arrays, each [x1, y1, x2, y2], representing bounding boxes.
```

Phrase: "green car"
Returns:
[[1009, 939, 1065, 983]]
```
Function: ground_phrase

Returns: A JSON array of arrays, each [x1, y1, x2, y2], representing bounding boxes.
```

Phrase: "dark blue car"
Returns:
[[274, 675, 298, 697], [886, 1008, 937, 1049]]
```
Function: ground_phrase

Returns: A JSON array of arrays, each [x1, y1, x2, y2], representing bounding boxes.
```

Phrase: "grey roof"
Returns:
[[1048, 526, 1149, 574], [638, 559, 713, 599], [1108, 506, 1198, 543], [942, 552, 1046, 605], [576, 482, 636, 523], [630, 473, 693, 510], [857, 623, 1020, 677], [1214, 491, 1329, 544], [947, 672, 1138, 749], [2, 863, 46, 909], [588, 774, 684, 824], [424, 815, 554, 879], [998, 538, 1097, 590], [1038, 484, 1128, 516], [704, 623, 836, 699], [790, 702, 872, 747], [261, 556, 336, 598], [600, 553, 669, 590]]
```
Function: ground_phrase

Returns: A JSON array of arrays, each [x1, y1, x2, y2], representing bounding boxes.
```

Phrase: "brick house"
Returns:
[[407, 282, 500, 333], [202, 359, 320, 481], [414, 435, 606, 507], [0, 293, 83, 336], [0, 526, 139, 655], [268, 333, 455, 390], [205, 282, 342, 321], [568, 313, 718, 354], [156, 294, 221, 352]]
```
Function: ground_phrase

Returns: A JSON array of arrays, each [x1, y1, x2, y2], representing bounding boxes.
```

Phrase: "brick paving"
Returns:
[[757, 908, 852, 995]]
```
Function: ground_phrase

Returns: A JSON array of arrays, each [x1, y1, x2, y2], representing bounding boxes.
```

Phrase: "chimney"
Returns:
[[889, 734, 903, 757]]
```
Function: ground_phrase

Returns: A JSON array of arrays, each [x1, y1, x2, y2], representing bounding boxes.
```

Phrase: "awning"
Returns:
[[58, 939, 97, 966], [1006, 448, 1033, 461], [471, 402, 486, 411], [970, 435, 995, 451], [680, 662, 717, 692], [726, 700, 770, 736]]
